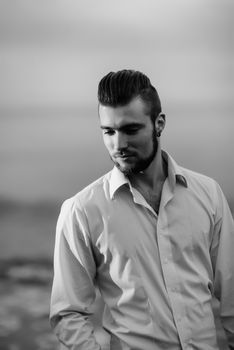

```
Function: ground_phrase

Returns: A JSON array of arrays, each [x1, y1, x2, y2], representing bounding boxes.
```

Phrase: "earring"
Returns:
[[156, 131, 161, 137]]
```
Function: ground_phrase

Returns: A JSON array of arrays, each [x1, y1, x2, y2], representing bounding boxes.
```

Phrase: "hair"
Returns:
[[98, 69, 162, 122]]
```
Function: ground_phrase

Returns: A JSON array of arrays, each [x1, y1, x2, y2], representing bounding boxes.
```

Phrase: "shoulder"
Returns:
[[60, 170, 112, 214], [182, 166, 216, 187], [181, 166, 221, 203], [57, 171, 113, 239]]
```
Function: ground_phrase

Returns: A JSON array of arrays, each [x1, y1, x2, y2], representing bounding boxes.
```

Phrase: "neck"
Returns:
[[130, 143, 167, 192]]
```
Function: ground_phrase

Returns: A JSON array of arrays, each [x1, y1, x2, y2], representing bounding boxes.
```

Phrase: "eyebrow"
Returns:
[[100, 122, 144, 131]]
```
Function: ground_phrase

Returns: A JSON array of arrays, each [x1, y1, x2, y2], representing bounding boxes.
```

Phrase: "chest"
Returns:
[[133, 184, 163, 214], [89, 188, 214, 270]]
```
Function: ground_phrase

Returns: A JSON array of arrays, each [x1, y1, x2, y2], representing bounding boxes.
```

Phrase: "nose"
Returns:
[[114, 131, 128, 151]]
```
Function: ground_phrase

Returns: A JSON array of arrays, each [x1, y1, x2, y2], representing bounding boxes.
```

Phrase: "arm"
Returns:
[[50, 198, 102, 350], [210, 182, 234, 349]]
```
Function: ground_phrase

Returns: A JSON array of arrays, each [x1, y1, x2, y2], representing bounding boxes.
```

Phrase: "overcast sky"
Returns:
[[0, 0, 233, 203]]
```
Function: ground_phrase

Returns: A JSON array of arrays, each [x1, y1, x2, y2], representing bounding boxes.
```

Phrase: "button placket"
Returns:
[[157, 207, 191, 348], [158, 239, 190, 347]]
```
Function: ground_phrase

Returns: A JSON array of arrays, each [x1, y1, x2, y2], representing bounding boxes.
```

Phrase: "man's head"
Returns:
[[98, 70, 165, 176], [98, 69, 161, 124]]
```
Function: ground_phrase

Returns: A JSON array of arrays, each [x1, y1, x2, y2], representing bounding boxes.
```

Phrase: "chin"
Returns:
[[114, 162, 133, 175]]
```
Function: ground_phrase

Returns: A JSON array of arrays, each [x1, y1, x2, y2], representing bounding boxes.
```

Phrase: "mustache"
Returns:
[[113, 151, 136, 157]]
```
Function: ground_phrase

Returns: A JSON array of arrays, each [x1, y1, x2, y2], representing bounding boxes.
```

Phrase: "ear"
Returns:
[[155, 113, 166, 137]]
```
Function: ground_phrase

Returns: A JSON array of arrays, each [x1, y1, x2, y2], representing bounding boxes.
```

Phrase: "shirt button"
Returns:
[[187, 339, 193, 346]]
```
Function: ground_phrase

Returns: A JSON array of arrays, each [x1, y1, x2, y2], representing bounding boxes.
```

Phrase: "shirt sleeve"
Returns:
[[210, 181, 234, 348], [50, 198, 102, 350]]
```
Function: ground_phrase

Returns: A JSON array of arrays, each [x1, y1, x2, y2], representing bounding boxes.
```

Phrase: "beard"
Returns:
[[111, 127, 158, 176]]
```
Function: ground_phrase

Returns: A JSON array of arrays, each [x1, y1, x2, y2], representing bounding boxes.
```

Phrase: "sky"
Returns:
[[0, 0, 233, 203]]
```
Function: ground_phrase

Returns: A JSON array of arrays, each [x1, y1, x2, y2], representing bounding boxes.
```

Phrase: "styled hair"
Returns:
[[98, 69, 162, 122]]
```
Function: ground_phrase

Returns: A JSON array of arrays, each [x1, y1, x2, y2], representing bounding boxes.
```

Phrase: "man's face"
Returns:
[[99, 97, 158, 176]]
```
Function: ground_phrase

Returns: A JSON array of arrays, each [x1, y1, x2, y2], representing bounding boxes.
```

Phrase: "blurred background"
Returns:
[[0, 0, 233, 349]]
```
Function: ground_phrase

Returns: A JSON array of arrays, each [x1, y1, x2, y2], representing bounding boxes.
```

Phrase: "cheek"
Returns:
[[103, 136, 113, 152], [136, 136, 153, 153]]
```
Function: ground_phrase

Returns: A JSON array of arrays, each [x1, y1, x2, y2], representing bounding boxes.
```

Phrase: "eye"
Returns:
[[103, 129, 115, 135], [125, 128, 139, 135]]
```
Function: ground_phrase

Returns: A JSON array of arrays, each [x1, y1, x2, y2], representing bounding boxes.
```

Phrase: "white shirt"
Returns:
[[50, 151, 234, 350]]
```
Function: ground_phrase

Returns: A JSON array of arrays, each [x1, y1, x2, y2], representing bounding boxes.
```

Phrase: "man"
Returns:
[[50, 69, 234, 349]]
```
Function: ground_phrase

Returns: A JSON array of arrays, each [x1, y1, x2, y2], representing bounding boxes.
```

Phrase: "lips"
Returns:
[[115, 155, 134, 160], [114, 154, 136, 164], [114, 152, 135, 158]]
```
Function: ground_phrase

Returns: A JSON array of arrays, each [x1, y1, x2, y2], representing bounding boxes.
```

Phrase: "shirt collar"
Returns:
[[109, 166, 130, 199], [162, 151, 188, 190], [109, 150, 187, 199]]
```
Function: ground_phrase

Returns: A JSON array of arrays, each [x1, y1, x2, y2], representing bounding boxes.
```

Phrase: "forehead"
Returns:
[[99, 97, 150, 127]]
